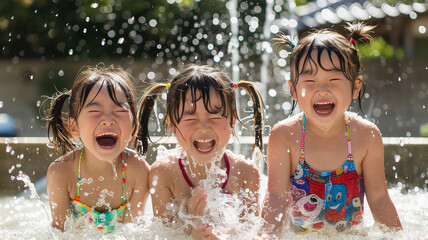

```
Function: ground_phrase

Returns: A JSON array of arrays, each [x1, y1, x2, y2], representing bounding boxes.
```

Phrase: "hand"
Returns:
[[190, 224, 220, 240], [187, 187, 207, 216]]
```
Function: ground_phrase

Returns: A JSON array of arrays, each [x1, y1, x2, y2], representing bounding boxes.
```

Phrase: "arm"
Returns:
[[241, 163, 260, 217], [46, 161, 71, 231], [149, 162, 176, 223], [123, 155, 150, 223], [362, 125, 402, 230], [261, 124, 292, 235]]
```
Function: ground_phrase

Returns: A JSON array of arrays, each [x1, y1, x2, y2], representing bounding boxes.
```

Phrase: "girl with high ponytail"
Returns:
[[139, 64, 264, 239], [262, 22, 402, 235], [46, 64, 150, 232]]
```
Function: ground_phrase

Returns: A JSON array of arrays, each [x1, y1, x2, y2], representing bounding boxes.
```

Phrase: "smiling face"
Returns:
[[70, 81, 134, 162], [290, 49, 361, 127], [169, 88, 232, 164]]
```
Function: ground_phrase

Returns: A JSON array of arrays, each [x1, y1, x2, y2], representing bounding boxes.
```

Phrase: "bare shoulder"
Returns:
[[348, 114, 382, 141], [226, 151, 259, 179], [149, 149, 180, 183], [46, 150, 77, 187], [270, 114, 301, 140], [123, 148, 150, 175]]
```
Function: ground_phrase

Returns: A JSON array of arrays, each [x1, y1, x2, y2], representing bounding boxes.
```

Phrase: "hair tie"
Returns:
[[290, 42, 296, 48], [233, 83, 238, 89], [350, 38, 357, 45], [165, 83, 171, 89]]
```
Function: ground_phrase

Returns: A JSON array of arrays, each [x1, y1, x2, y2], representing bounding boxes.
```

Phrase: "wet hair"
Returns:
[[274, 21, 375, 113], [136, 64, 265, 156], [46, 64, 138, 154]]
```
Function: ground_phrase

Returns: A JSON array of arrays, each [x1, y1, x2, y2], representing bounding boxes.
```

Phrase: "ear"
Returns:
[[288, 80, 298, 100], [352, 77, 363, 99], [166, 115, 175, 134], [68, 118, 80, 138]]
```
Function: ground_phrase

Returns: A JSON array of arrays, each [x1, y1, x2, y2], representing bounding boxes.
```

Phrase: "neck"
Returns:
[[81, 149, 122, 174], [305, 114, 346, 137], [185, 152, 226, 180]]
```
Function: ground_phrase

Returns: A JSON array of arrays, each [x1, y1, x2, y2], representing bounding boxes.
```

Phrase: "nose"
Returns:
[[101, 118, 115, 126], [316, 84, 330, 96], [197, 122, 209, 133]]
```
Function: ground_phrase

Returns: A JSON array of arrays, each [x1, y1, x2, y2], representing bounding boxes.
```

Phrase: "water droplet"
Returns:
[[98, 176, 104, 181], [13, 137, 18, 144], [394, 155, 401, 163], [150, 188, 156, 194], [36, 100, 41, 107], [399, 138, 404, 147], [16, 163, 21, 168], [68, 49, 73, 55], [0, 101, 3, 108], [6, 145, 12, 153], [301, 88, 306, 97]]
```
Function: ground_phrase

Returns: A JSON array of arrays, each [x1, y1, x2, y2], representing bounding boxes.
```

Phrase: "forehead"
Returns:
[[182, 87, 222, 110], [299, 49, 341, 74], [84, 80, 127, 104]]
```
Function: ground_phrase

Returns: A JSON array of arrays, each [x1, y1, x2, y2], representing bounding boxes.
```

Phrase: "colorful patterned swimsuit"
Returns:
[[289, 115, 364, 233], [178, 153, 230, 192], [70, 150, 128, 233]]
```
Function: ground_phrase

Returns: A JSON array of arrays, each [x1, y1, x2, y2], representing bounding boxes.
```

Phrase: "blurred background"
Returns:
[[0, 0, 427, 194]]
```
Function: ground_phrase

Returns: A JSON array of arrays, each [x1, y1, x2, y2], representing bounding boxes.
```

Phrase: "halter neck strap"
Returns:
[[178, 153, 230, 189], [300, 115, 352, 159], [76, 149, 127, 203]]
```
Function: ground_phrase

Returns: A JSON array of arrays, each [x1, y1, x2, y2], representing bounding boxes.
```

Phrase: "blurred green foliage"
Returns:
[[420, 122, 428, 137], [358, 37, 404, 60]]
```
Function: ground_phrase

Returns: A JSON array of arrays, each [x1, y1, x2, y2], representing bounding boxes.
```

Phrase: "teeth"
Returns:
[[197, 146, 213, 152], [96, 132, 118, 138], [195, 139, 213, 143], [314, 102, 333, 105]]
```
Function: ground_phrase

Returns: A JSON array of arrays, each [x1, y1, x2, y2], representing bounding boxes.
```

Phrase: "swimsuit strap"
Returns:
[[300, 115, 306, 159], [345, 116, 352, 156], [76, 149, 127, 204], [178, 153, 230, 189], [300, 115, 352, 159]]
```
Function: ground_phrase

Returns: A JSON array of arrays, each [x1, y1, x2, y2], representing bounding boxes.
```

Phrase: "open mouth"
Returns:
[[313, 102, 335, 115], [96, 132, 118, 148], [193, 139, 215, 153], [304, 203, 317, 211]]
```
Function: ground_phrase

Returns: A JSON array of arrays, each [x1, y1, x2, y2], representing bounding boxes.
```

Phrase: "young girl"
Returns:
[[136, 65, 264, 239], [262, 22, 402, 235], [46, 64, 150, 232]]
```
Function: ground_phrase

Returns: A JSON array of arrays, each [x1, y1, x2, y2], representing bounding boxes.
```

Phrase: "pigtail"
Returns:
[[46, 90, 75, 154], [236, 81, 265, 153], [345, 21, 375, 45], [135, 83, 168, 155], [272, 32, 296, 54]]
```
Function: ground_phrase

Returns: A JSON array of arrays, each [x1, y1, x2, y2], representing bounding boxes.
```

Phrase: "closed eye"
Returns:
[[303, 79, 315, 83]]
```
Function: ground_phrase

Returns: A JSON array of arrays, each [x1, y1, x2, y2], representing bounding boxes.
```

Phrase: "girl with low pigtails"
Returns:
[[262, 22, 402, 235], [137, 64, 265, 239], [46, 64, 150, 232]]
